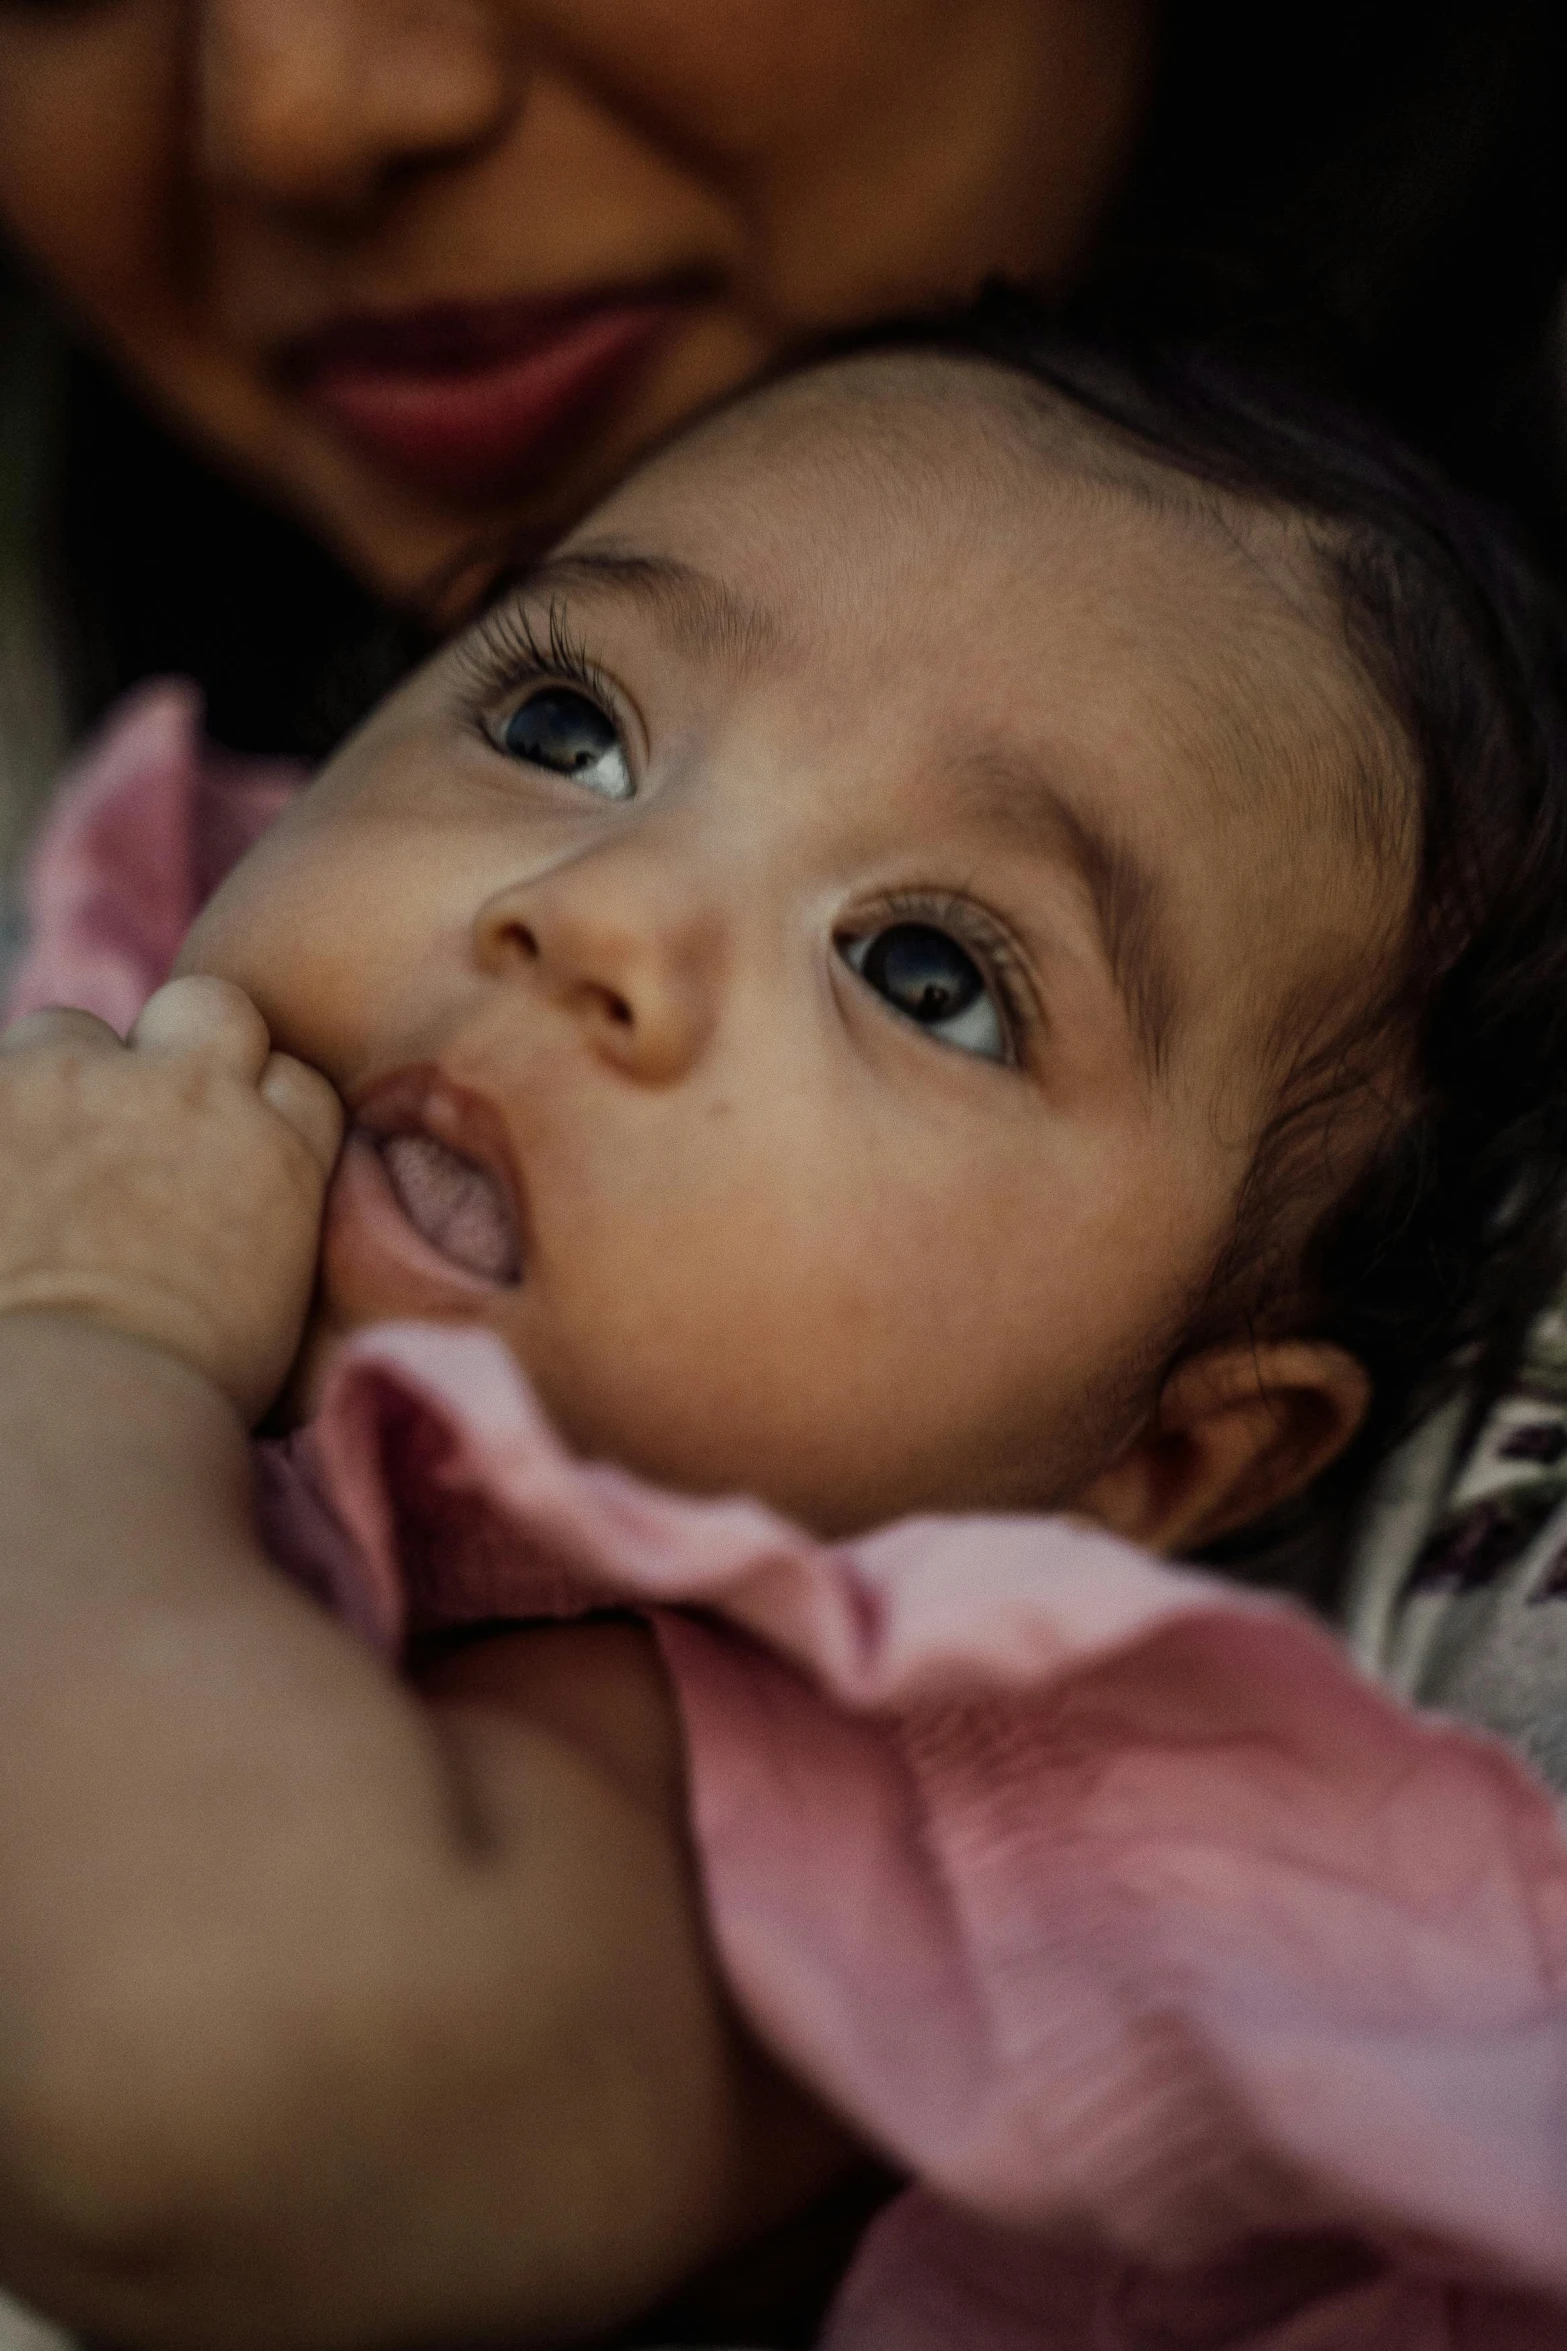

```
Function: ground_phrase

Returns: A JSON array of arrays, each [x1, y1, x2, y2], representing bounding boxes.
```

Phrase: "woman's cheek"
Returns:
[[0, 14, 183, 311]]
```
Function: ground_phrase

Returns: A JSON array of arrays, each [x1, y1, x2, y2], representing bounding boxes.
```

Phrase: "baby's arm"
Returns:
[[0, 985, 853, 2350]]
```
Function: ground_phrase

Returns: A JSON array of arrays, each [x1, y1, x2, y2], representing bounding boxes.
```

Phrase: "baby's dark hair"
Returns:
[[840, 289, 1567, 1561]]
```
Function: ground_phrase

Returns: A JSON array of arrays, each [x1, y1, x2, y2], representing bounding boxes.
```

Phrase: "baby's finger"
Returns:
[[0, 1006, 124, 1055], [132, 975, 271, 1076], [259, 1053, 344, 1177]]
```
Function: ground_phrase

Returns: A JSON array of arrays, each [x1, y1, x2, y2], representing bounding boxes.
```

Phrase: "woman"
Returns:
[[1, 0, 1563, 776], [0, 0, 1151, 765]]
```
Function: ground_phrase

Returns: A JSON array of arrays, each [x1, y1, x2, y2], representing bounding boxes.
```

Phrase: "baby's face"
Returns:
[[183, 357, 1396, 1533]]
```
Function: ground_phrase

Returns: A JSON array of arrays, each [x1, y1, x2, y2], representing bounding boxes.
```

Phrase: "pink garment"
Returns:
[[268, 1321, 1567, 2351], [6, 679, 301, 1030], [15, 691, 1567, 2348]]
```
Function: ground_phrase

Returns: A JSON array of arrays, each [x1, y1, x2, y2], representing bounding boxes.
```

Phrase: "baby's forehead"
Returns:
[[594, 356, 1327, 688], [530, 354, 1423, 1122], [578, 351, 1407, 867]]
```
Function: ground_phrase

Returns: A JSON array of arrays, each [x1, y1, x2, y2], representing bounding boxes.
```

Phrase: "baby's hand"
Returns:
[[0, 977, 342, 1420]]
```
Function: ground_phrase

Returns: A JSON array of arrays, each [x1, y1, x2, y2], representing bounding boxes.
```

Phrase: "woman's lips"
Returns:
[[284, 291, 685, 501]]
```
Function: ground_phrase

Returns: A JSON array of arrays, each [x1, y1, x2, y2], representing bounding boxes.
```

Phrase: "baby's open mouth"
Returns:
[[376, 1131, 522, 1285]]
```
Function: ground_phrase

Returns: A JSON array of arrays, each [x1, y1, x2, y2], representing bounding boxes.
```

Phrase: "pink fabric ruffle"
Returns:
[[256, 1320, 1567, 2351], [6, 679, 299, 1031]]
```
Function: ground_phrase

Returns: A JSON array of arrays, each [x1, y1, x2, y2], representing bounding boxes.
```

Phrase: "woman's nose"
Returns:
[[472, 861, 724, 1086], [198, 0, 517, 216]]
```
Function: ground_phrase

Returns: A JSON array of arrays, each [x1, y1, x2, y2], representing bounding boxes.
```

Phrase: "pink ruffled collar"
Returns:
[[264, 1319, 1567, 2350]]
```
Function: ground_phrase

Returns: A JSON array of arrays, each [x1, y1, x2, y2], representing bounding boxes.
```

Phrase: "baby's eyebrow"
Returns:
[[956, 748, 1178, 1077], [491, 548, 1176, 1072], [503, 545, 780, 670]]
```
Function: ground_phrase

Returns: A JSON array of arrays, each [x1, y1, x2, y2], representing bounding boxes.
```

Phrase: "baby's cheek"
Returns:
[[179, 843, 378, 1074], [178, 831, 318, 1000]]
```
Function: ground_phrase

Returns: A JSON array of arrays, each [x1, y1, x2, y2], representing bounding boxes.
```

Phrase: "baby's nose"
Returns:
[[471, 868, 723, 1086]]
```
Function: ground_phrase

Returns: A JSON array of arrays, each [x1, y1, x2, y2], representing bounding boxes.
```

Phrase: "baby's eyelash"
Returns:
[[452, 594, 615, 714], [867, 888, 1040, 1054]]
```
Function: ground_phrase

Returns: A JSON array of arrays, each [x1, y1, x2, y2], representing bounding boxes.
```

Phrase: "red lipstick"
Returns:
[[283, 290, 686, 502]]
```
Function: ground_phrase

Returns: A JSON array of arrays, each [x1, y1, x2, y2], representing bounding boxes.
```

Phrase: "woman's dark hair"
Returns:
[[848, 287, 1567, 1577], [1099, 1, 1567, 555]]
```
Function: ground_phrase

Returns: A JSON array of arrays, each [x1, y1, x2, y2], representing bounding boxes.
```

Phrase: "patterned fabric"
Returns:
[[1348, 1301, 1567, 1795]]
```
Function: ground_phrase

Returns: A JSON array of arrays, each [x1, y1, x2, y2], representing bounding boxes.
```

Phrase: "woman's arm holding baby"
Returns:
[[0, 984, 854, 2350]]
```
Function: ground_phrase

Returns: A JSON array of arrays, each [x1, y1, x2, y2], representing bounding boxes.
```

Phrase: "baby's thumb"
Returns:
[[259, 1053, 344, 1176]]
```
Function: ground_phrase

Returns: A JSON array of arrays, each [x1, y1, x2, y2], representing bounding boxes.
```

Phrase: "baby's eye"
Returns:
[[840, 922, 1008, 1062], [499, 687, 633, 802]]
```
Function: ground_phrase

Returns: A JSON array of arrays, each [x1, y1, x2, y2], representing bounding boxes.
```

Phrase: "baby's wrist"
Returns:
[[0, 1291, 254, 1425]]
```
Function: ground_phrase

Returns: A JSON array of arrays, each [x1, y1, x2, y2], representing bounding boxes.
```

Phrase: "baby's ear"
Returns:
[[1068, 1341, 1371, 1555]]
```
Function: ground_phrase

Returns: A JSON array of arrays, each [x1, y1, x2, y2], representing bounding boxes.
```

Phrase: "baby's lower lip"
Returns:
[[321, 1129, 521, 1316], [376, 1129, 521, 1284]]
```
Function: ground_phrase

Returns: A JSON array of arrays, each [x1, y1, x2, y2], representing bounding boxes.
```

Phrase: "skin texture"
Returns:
[[0, 358, 1401, 2345], [0, 0, 1154, 613]]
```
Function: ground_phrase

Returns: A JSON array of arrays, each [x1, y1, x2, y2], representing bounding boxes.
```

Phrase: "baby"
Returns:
[[1, 300, 1567, 2351]]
